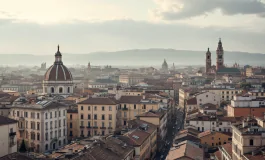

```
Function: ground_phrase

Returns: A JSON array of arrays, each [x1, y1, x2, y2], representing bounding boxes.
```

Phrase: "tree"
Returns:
[[19, 139, 27, 153]]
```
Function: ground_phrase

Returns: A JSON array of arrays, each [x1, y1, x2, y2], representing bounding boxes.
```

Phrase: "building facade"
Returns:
[[9, 100, 68, 153]]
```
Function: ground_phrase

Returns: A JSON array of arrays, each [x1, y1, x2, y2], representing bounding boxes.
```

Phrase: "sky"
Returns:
[[1, 0, 265, 54]]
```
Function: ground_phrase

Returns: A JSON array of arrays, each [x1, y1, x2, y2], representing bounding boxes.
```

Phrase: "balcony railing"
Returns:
[[122, 108, 128, 111], [9, 132, 16, 137], [100, 127, 106, 129], [93, 126, 98, 129], [108, 127, 113, 129], [80, 126, 85, 128], [86, 126, 91, 128]]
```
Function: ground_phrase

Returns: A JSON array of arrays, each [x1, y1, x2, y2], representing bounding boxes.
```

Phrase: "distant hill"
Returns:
[[0, 49, 264, 67]]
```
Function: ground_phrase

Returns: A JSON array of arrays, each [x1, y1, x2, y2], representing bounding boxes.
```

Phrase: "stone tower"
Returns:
[[205, 48, 211, 74], [216, 38, 224, 70]]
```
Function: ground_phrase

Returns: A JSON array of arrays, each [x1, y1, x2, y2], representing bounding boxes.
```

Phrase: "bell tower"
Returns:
[[205, 48, 211, 74], [216, 38, 224, 70]]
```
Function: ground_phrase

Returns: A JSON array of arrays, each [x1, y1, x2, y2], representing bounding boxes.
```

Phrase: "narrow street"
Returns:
[[154, 108, 184, 160]]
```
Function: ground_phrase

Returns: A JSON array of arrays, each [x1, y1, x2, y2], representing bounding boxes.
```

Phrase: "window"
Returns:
[[37, 113, 40, 119], [250, 139, 254, 146], [51, 87, 54, 93], [88, 114, 91, 120], [219, 128, 222, 131], [45, 144, 48, 150], [59, 111, 61, 117], [198, 127, 200, 131], [70, 114, 72, 120], [124, 112, 127, 117], [81, 106, 83, 110], [88, 106, 90, 110], [102, 106, 105, 111], [212, 143, 214, 146], [94, 106, 97, 111], [94, 114, 97, 120], [81, 114, 83, 119], [109, 122, 112, 127], [45, 122, 48, 130], [59, 130, 61, 137], [50, 112, 52, 118], [64, 119, 66, 126], [55, 120, 57, 128], [37, 133, 40, 141], [202, 127, 204, 131], [109, 106, 112, 111], [50, 131, 53, 139], [143, 105, 146, 109], [102, 131, 105, 135], [94, 121, 97, 127], [17, 111, 20, 117], [50, 121, 53, 129], [64, 110, 66, 116], [88, 122, 91, 127], [24, 112, 28, 118], [37, 123, 40, 130], [206, 95, 208, 97], [102, 122, 105, 127], [134, 104, 136, 109], [59, 120, 61, 127], [102, 114, 105, 120], [59, 87, 63, 93], [109, 114, 112, 120], [68, 87, 70, 93], [55, 111, 57, 118]]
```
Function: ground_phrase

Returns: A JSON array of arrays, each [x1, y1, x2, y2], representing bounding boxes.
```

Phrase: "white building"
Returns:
[[187, 115, 241, 132], [0, 116, 18, 157], [194, 92, 221, 106], [9, 100, 68, 153], [43, 45, 74, 97]]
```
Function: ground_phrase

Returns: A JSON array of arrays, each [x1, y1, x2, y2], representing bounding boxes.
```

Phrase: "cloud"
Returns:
[[152, 0, 265, 20], [0, 18, 265, 54]]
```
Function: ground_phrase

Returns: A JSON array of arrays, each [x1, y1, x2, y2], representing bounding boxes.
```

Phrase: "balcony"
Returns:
[[122, 108, 128, 111], [86, 126, 91, 128], [9, 132, 16, 137], [93, 126, 98, 129], [100, 127, 106, 129], [108, 127, 113, 129], [80, 126, 85, 128]]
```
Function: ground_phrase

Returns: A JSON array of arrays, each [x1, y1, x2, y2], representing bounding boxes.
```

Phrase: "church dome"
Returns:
[[44, 45, 73, 81]]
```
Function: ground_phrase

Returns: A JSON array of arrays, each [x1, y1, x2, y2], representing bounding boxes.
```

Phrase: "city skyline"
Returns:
[[0, 0, 265, 54]]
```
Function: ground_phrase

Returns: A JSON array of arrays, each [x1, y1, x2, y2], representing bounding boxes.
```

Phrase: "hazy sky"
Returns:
[[1, 0, 265, 54]]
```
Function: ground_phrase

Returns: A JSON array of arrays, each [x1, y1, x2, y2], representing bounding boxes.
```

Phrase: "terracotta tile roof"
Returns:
[[167, 140, 204, 160], [186, 97, 197, 105], [136, 111, 160, 118], [119, 96, 142, 104], [0, 152, 34, 160], [78, 97, 118, 105], [198, 130, 212, 138], [0, 115, 18, 126]]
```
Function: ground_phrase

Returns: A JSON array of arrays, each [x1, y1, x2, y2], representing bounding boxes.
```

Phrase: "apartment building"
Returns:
[[227, 94, 265, 117], [67, 109, 79, 142], [203, 88, 242, 102], [9, 100, 68, 152], [198, 130, 231, 148], [231, 117, 265, 160], [213, 143, 232, 160], [120, 119, 157, 160], [119, 74, 145, 85], [118, 96, 160, 127], [136, 109, 167, 151], [187, 115, 241, 132], [77, 97, 118, 137], [0, 116, 18, 157], [179, 88, 199, 108]]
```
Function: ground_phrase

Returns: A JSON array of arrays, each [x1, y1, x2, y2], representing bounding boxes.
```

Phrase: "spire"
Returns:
[[57, 45, 60, 52], [54, 44, 62, 64], [208, 47, 209, 51]]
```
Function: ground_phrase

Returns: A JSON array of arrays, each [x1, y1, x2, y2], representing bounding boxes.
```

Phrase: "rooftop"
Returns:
[[0, 115, 18, 126], [78, 97, 118, 105], [167, 140, 204, 160]]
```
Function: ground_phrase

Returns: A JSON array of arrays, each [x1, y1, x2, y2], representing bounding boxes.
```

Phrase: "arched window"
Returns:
[[68, 87, 70, 93], [59, 87, 63, 93], [45, 144, 48, 151], [250, 139, 254, 146], [51, 87, 54, 93]]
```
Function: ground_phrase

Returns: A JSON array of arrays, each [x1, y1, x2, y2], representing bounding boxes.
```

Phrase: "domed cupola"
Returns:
[[43, 45, 74, 97]]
